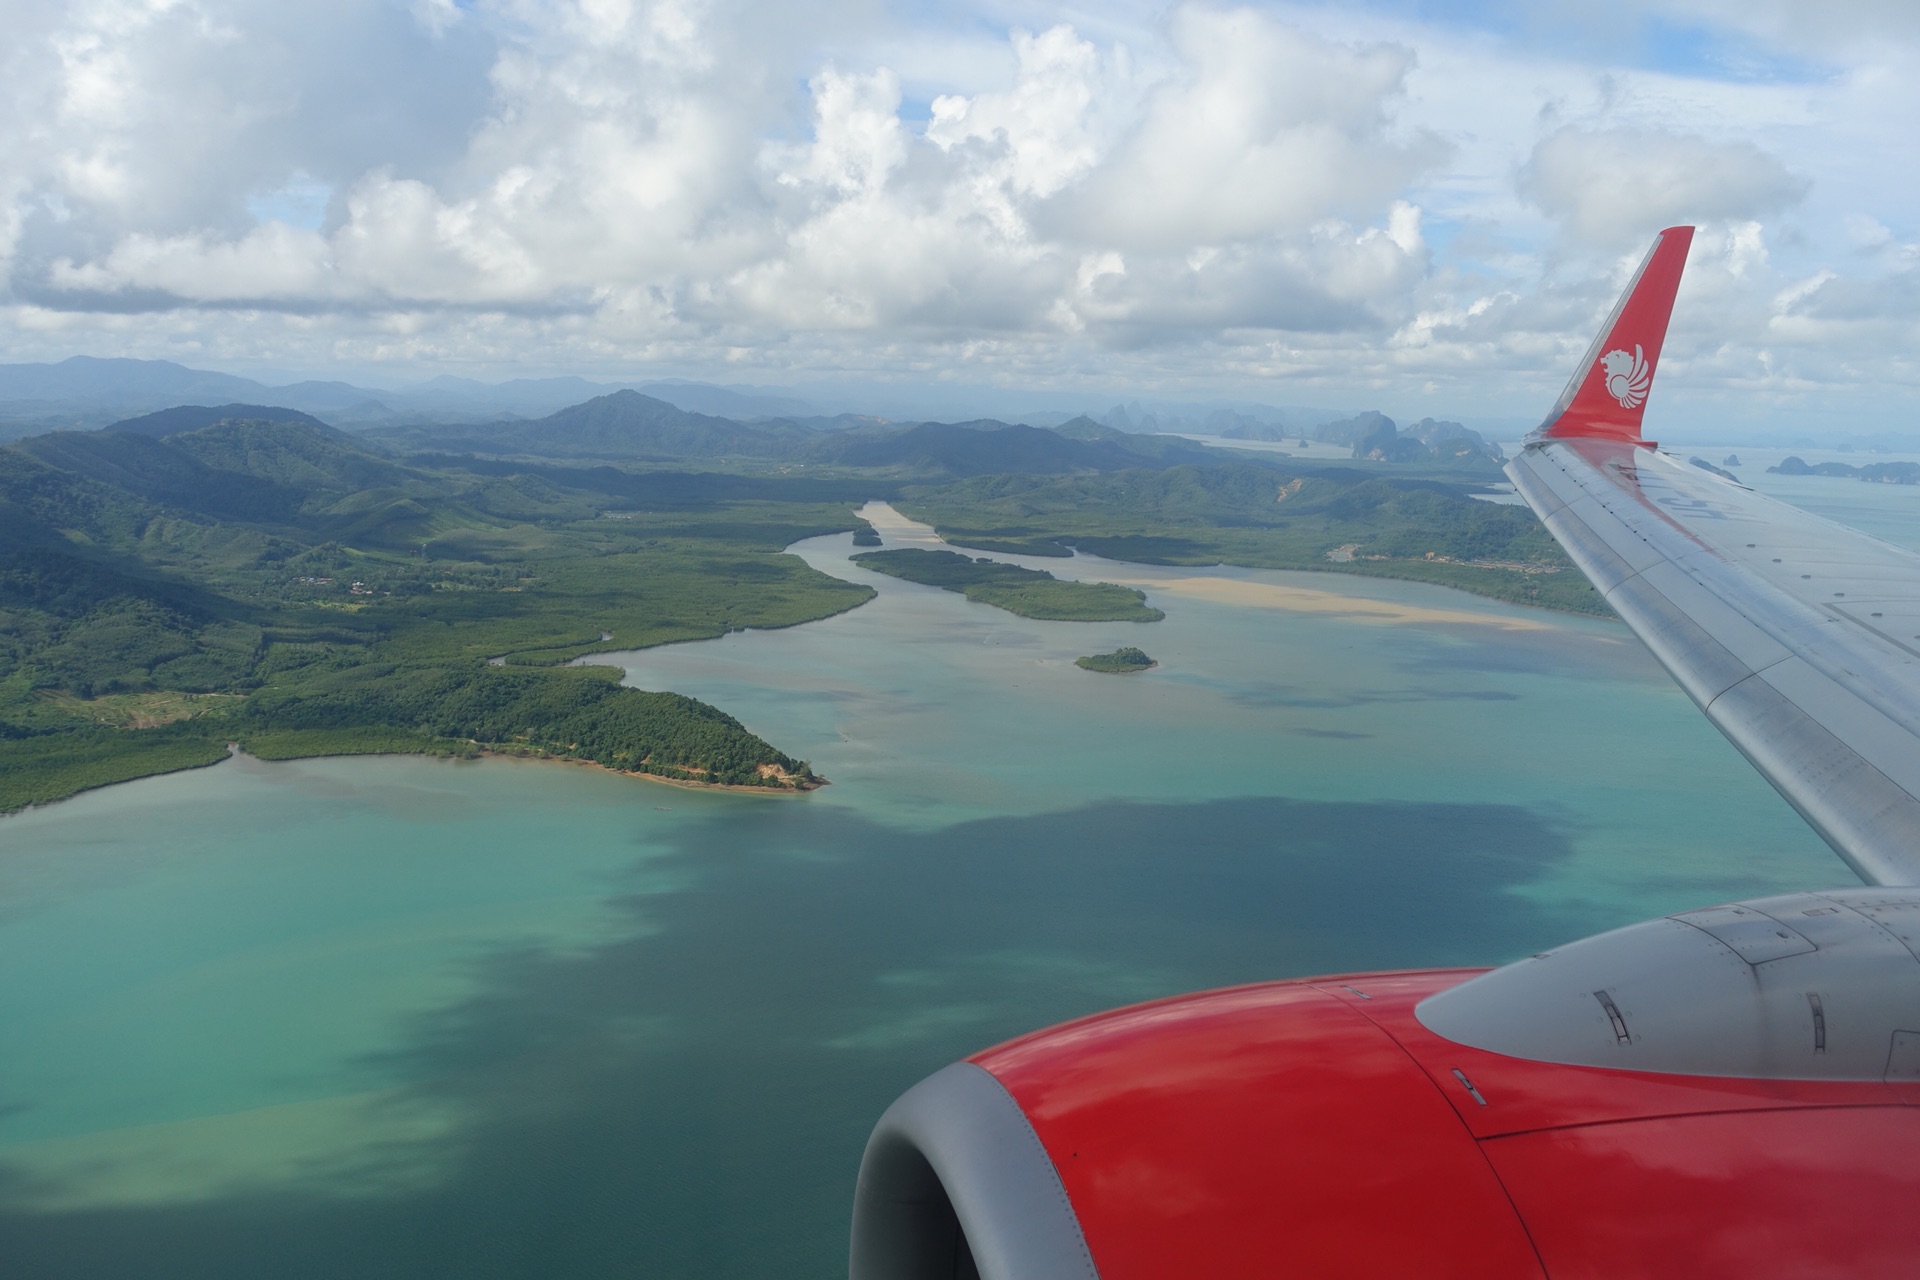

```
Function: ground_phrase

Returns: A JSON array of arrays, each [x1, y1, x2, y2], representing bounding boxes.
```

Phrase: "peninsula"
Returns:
[[850, 548, 1163, 622], [0, 413, 872, 811]]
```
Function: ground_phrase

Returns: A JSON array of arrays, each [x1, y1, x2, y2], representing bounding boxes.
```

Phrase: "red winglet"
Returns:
[[1535, 225, 1693, 446]]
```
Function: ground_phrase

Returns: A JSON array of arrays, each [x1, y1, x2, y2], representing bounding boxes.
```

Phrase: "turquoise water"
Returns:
[[1717, 445, 1920, 551], [0, 505, 1850, 1277]]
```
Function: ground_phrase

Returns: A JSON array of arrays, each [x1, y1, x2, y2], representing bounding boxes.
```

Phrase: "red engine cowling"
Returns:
[[851, 966, 1920, 1279]]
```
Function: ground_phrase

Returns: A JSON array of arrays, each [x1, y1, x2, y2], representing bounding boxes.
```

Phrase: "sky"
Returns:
[[2, 0, 1918, 432]]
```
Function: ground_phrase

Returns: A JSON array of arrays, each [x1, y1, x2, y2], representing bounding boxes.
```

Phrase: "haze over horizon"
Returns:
[[4, 0, 1918, 438]]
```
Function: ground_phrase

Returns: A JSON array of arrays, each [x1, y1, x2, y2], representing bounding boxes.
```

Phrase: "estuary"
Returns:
[[0, 504, 1844, 1278]]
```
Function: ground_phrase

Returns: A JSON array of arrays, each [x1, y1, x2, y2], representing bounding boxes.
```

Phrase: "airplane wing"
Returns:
[[1508, 226, 1920, 887]]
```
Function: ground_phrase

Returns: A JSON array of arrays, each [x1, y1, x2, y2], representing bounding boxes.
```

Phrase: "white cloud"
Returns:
[[1059, 9, 1445, 251], [926, 25, 1109, 201], [785, 68, 911, 196], [1519, 126, 1807, 246], [48, 221, 333, 300], [7, 2, 1451, 331]]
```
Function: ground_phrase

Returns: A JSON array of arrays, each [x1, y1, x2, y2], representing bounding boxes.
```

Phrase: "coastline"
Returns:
[[854, 501, 1574, 629], [7, 512, 1573, 820], [474, 746, 825, 794], [0, 740, 822, 819]]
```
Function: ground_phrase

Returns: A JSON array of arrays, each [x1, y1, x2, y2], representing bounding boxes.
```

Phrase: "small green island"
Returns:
[[1076, 647, 1156, 674], [850, 548, 1163, 622]]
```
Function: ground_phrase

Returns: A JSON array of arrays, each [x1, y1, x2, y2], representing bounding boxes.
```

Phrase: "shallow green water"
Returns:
[[0, 505, 1852, 1278]]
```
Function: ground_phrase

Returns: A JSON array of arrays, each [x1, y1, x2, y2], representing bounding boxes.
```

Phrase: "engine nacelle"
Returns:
[[853, 973, 1543, 1280], [850, 1061, 1094, 1280], [1417, 888, 1920, 1080], [853, 892, 1920, 1279]]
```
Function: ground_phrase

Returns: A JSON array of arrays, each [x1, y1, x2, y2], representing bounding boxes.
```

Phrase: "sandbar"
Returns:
[[1088, 574, 1555, 632]]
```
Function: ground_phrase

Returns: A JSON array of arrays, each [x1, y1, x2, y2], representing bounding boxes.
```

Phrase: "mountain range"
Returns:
[[362, 391, 1218, 477], [0, 357, 824, 438], [0, 355, 1537, 447]]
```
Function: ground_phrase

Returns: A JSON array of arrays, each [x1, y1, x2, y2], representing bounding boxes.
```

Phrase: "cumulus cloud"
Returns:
[[739, 10, 1441, 340], [7, 2, 1446, 340], [18, 0, 493, 238], [48, 222, 334, 301], [1060, 10, 1445, 251], [1519, 126, 1808, 246], [926, 25, 1107, 201]]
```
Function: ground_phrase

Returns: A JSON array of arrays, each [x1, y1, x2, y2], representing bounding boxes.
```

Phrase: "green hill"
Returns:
[[107, 403, 333, 437]]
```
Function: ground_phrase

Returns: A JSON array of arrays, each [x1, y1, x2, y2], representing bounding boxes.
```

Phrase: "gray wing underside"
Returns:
[[1509, 441, 1920, 887]]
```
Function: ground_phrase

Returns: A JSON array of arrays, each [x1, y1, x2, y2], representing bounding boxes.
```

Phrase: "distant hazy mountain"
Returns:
[[399, 376, 817, 421], [0, 358, 400, 438], [1045, 415, 1222, 462], [0, 356, 266, 404], [1087, 399, 1357, 441], [366, 390, 817, 460], [107, 403, 333, 437], [0, 356, 824, 437], [1209, 420, 1289, 442], [1331, 412, 1504, 468], [809, 419, 1210, 476], [1312, 411, 1399, 447], [635, 382, 817, 419], [773, 413, 892, 432], [0, 354, 1525, 461], [362, 393, 1222, 476], [528, 391, 816, 457], [1768, 455, 1920, 484]]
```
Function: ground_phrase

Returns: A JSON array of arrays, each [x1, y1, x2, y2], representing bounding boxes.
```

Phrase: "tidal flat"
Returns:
[[0, 505, 1850, 1279]]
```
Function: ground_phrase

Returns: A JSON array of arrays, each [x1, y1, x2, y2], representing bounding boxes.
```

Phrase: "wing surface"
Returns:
[[1509, 227, 1920, 886], [1511, 442, 1920, 886]]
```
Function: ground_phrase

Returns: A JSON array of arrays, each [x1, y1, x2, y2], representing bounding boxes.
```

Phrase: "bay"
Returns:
[[0, 500, 1857, 1278]]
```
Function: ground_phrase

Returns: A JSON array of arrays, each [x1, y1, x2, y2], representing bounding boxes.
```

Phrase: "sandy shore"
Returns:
[[1087, 574, 1554, 632], [856, 501, 1556, 633], [477, 747, 824, 793]]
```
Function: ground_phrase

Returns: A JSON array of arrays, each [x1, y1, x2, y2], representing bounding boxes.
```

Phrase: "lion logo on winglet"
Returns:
[[1599, 345, 1652, 408]]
